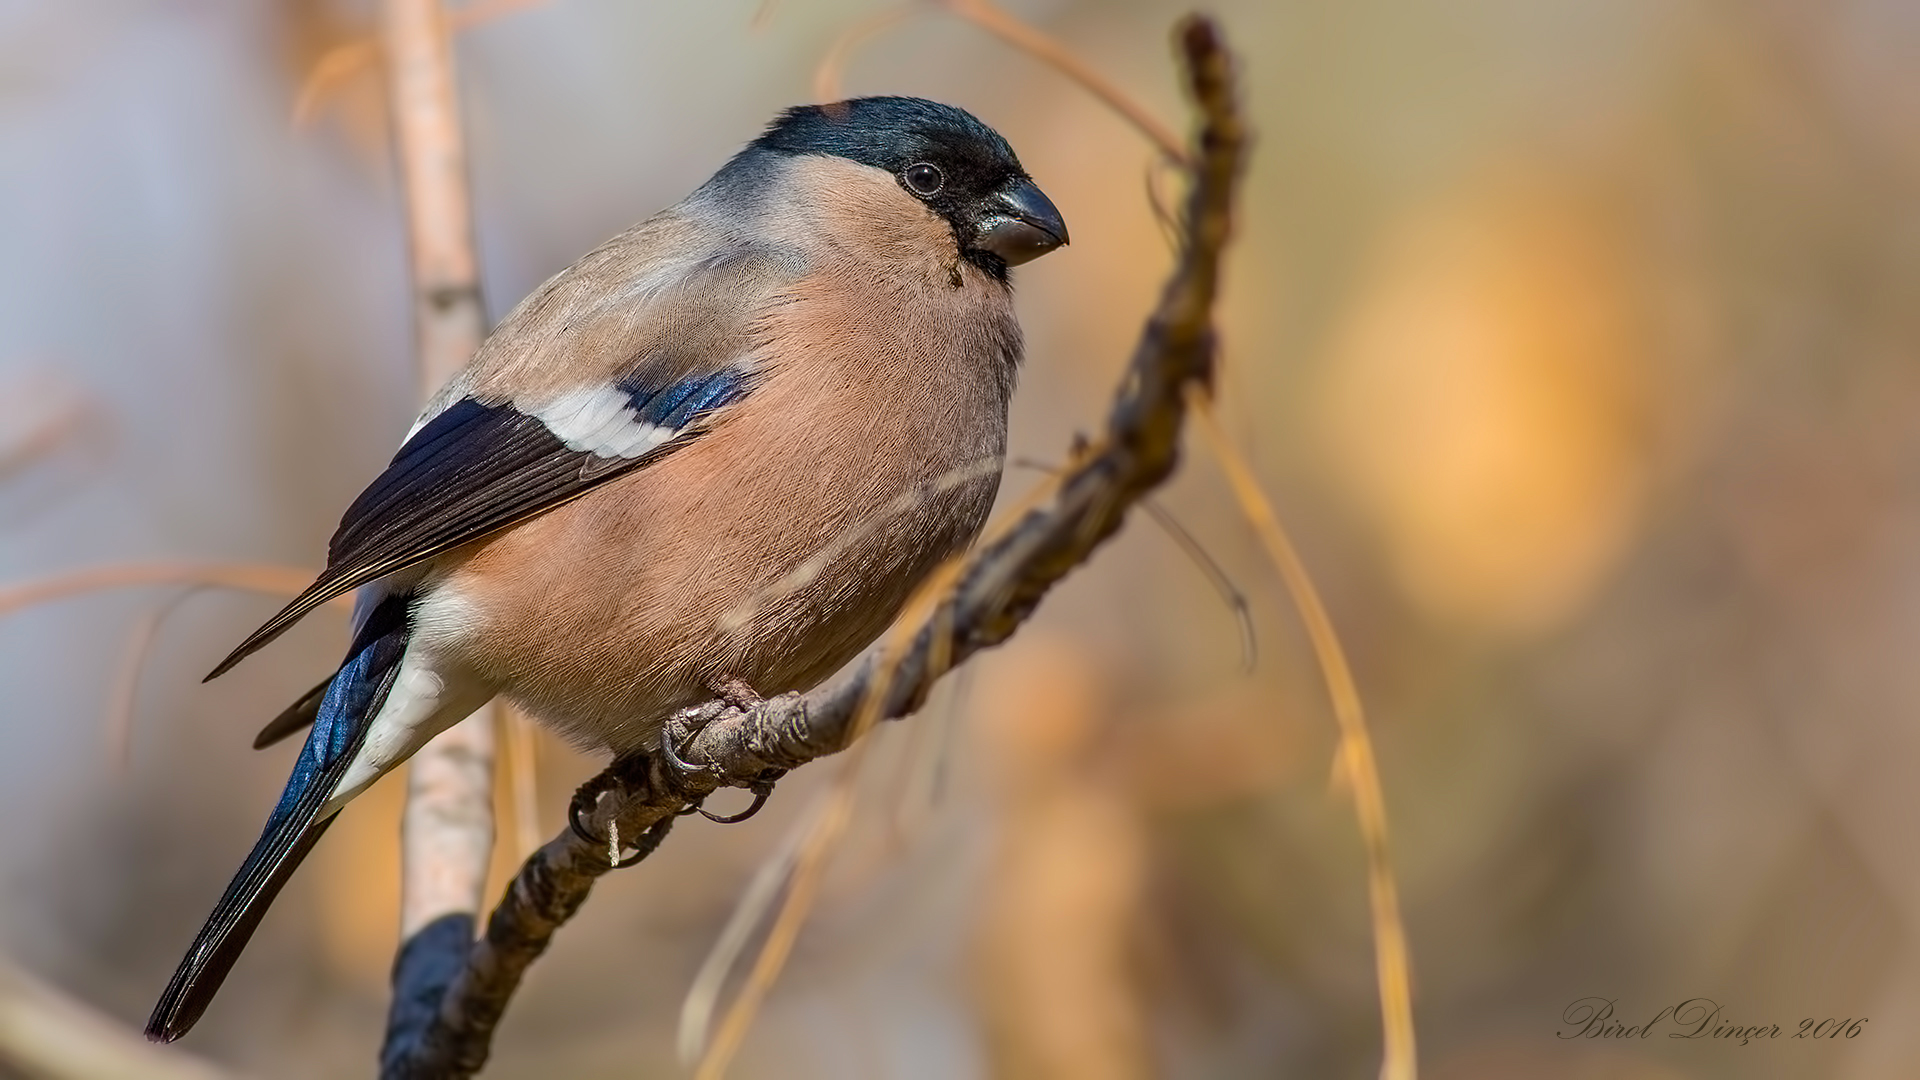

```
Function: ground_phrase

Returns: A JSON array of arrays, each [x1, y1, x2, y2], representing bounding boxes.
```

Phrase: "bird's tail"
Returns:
[[145, 595, 411, 1043]]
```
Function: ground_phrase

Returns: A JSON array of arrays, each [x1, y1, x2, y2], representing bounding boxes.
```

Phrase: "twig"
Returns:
[[103, 587, 209, 771], [0, 957, 235, 1080], [811, 5, 923, 102], [0, 562, 326, 619], [377, 0, 499, 1054], [377, 16, 1243, 1079], [941, 0, 1189, 165], [811, 0, 1190, 166], [1140, 497, 1257, 671]]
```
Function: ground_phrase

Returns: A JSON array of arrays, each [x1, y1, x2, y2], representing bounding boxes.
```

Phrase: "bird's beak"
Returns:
[[975, 178, 1068, 266]]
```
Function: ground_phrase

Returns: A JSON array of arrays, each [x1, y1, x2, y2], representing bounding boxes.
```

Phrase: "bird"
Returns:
[[144, 96, 1067, 1043]]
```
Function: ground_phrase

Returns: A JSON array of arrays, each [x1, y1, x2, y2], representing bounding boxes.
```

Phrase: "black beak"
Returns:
[[975, 178, 1068, 266]]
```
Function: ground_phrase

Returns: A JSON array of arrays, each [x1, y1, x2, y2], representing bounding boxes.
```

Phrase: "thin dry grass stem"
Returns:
[[693, 758, 860, 1080], [811, 4, 922, 102], [1140, 498, 1257, 672], [813, 0, 1187, 166], [879, 668, 963, 841], [695, 572, 962, 1080], [499, 706, 542, 859], [293, 40, 375, 128], [104, 604, 170, 771], [0, 562, 334, 772], [0, 562, 325, 620], [103, 587, 208, 772], [1013, 457, 1255, 671], [0, 389, 89, 481], [1185, 386, 1418, 1080], [939, 0, 1189, 165], [676, 795, 822, 1064], [917, 666, 971, 812], [294, 0, 554, 128], [1145, 156, 1187, 251], [691, 748, 863, 1080]]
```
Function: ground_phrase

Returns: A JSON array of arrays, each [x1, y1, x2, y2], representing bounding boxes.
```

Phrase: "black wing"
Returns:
[[206, 370, 750, 680]]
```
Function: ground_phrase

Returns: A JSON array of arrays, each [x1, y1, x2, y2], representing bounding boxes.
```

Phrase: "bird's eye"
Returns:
[[903, 162, 944, 196]]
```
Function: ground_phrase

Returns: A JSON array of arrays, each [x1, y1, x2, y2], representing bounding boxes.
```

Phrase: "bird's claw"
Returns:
[[567, 767, 673, 868], [695, 769, 786, 824], [660, 698, 728, 776], [661, 679, 762, 776], [567, 797, 601, 846], [661, 679, 784, 823], [567, 771, 620, 846]]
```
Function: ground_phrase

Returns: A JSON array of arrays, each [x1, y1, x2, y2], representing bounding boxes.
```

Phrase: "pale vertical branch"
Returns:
[[379, 0, 499, 946], [383, 0, 485, 396]]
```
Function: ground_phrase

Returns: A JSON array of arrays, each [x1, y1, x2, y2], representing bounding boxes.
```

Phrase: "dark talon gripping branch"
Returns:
[[379, 18, 1245, 1079]]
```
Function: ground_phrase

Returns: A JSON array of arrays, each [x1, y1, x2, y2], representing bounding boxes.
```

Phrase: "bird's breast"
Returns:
[[428, 262, 1020, 754]]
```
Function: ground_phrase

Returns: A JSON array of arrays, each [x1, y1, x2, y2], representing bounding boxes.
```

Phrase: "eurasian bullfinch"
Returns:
[[146, 96, 1067, 1042]]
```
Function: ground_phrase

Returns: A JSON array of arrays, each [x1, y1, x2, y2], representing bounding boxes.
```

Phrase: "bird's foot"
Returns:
[[659, 700, 728, 777], [567, 761, 674, 868], [710, 676, 766, 712], [566, 770, 621, 846], [660, 678, 785, 824], [660, 677, 765, 775]]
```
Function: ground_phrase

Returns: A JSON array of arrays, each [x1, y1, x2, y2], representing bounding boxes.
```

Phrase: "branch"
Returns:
[[375, 0, 500, 1064], [379, 16, 1245, 1079]]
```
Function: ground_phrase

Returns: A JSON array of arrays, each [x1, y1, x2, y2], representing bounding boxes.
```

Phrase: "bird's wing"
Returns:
[[208, 226, 799, 680]]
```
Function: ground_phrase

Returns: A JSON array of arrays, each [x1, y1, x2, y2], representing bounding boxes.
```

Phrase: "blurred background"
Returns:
[[3, 0, 1918, 1077]]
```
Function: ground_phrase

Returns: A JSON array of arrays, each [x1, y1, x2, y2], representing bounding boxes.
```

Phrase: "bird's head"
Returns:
[[742, 96, 1068, 280]]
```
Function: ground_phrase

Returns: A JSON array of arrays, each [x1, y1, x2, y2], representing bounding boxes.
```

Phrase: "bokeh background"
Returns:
[[3, 1, 1918, 1077]]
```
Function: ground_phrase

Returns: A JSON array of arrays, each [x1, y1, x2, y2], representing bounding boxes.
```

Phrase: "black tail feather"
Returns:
[[252, 677, 331, 750], [149, 592, 411, 1042], [144, 811, 339, 1042]]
